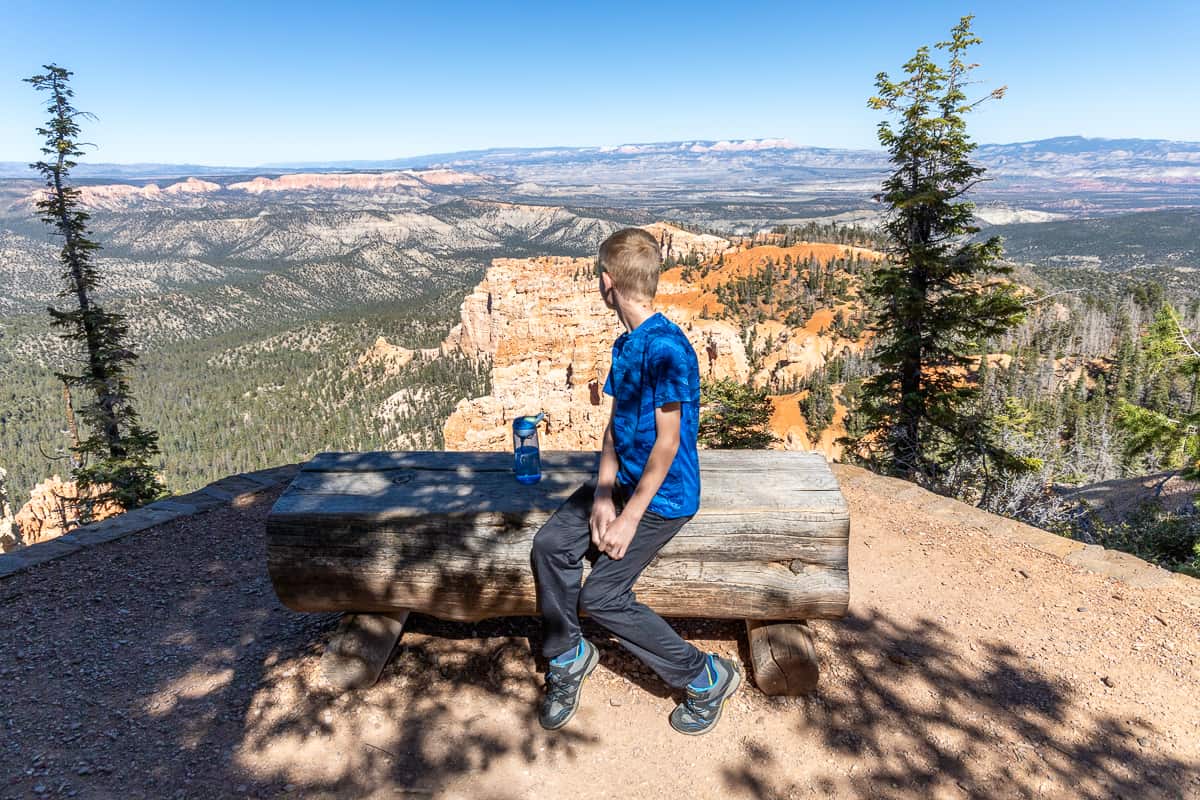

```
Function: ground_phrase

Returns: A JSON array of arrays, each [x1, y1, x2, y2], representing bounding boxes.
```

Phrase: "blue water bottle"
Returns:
[[512, 412, 545, 485]]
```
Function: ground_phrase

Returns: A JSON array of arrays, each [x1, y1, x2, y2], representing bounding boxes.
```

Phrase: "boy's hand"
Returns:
[[598, 511, 638, 560], [589, 493, 617, 547]]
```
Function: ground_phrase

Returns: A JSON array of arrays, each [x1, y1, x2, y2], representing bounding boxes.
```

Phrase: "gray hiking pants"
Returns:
[[531, 481, 707, 689]]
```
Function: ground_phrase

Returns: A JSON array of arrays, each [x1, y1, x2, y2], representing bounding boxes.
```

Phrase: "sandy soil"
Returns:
[[1, 466, 1197, 800]]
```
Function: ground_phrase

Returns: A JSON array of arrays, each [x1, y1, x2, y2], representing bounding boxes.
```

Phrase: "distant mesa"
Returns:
[[26, 177, 223, 210], [8, 135, 1198, 213], [50, 169, 490, 207], [225, 169, 488, 194], [226, 171, 426, 194], [411, 168, 490, 186], [688, 138, 799, 153], [4, 135, 1199, 192], [163, 176, 220, 194], [598, 138, 799, 154]]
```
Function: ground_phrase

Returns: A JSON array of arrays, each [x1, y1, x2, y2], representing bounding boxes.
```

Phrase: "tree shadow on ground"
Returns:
[[1, 482, 592, 799], [721, 610, 1196, 800], [1, 476, 715, 799], [143, 486, 602, 800], [10, 476, 1193, 799]]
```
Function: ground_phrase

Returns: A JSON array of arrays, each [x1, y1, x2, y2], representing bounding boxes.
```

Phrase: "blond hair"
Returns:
[[597, 228, 661, 301]]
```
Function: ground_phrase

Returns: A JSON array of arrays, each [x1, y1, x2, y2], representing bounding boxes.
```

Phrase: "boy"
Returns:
[[530, 228, 741, 735]]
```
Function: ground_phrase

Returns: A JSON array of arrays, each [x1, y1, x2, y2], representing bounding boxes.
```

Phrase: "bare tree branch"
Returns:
[[1023, 288, 1084, 307]]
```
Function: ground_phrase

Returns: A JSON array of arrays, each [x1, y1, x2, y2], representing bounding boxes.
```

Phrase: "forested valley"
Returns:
[[1, 292, 490, 507], [5, 212, 1199, 575], [710, 224, 1200, 575]]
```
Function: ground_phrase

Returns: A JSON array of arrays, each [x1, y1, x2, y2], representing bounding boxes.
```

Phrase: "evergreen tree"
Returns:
[[26, 65, 164, 513], [1111, 311, 1138, 399], [699, 378, 777, 449], [848, 17, 1028, 489], [799, 378, 836, 438], [1116, 306, 1200, 480]]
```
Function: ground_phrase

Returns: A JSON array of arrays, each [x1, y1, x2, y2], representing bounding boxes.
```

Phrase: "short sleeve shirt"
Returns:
[[602, 312, 701, 518]]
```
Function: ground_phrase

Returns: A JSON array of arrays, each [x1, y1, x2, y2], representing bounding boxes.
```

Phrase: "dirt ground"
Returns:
[[1, 466, 1197, 800]]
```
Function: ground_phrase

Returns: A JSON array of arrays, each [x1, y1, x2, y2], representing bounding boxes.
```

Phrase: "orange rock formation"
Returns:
[[430, 234, 886, 460], [0, 467, 16, 553], [768, 389, 850, 459], [13, 475, 123, 547], [441, 252, 751, 452]]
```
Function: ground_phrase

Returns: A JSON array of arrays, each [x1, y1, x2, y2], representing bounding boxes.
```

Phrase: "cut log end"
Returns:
[[745, 619, 820, 696], [320, 611, 410, 691]]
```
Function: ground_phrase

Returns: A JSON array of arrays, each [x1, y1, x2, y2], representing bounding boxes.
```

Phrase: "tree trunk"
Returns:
[[50, 154, 124, 460], [62, 383, 80, 463]]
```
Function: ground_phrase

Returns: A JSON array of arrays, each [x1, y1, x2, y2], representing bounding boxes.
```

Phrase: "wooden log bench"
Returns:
[[266, 450, 850, 694]]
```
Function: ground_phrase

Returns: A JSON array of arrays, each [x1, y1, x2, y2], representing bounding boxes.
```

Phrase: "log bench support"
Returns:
[[319, 613, 823, 695], [320, 611, 410, 691], [745, 620, 820, 695], [267, 450, 850, 696]]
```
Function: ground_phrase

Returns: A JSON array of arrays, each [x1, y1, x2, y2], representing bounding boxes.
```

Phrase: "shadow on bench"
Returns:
[[265, 450, 850, 695]]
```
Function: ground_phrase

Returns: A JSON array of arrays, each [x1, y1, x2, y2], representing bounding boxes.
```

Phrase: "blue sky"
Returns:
[[1, 0, 1197, 166]]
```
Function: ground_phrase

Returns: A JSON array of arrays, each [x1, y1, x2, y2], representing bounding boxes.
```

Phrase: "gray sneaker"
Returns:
[[669, 654, 742, 736], [539, 639, 599, 730]]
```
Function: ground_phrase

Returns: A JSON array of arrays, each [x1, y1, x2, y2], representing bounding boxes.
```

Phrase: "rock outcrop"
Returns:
[[441, 254, 754, 452], [751, 308, 869, 388], [441, 256, 626, 451], [357, 336, 439, 377], [643, 222, 734, 263], [12, 475, 123, 547], [768, 390, 850, 459], [438, 236, 885, 459], [0, 467, 17, 553]]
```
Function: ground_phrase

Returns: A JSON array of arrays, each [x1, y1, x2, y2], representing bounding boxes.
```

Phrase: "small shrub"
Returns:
[[1088, 499, 1200, 576], [699, 378, 777, 449]]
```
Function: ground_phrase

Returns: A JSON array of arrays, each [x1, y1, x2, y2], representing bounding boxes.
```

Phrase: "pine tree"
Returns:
[[1116, 306, 1200, 480], [848, 17, 1028, 488], [26, 65, 164, 514], [799, 378, 835, 438], [699, 378, 777, 449]]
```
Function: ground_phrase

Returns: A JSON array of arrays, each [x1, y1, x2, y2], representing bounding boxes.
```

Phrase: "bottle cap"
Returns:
[[513, 412, 545, 433]]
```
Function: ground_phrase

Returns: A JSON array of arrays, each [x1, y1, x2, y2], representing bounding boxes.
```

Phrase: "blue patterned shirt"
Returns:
[[602, 312, 701, 518]]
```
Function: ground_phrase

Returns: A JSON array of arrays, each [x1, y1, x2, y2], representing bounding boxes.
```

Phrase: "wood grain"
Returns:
[[745, 619, 820, 695], [267, 450, 851, 623]]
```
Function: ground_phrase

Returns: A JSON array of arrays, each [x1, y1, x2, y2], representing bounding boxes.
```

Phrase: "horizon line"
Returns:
[[0, 133, 1196, 174]]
